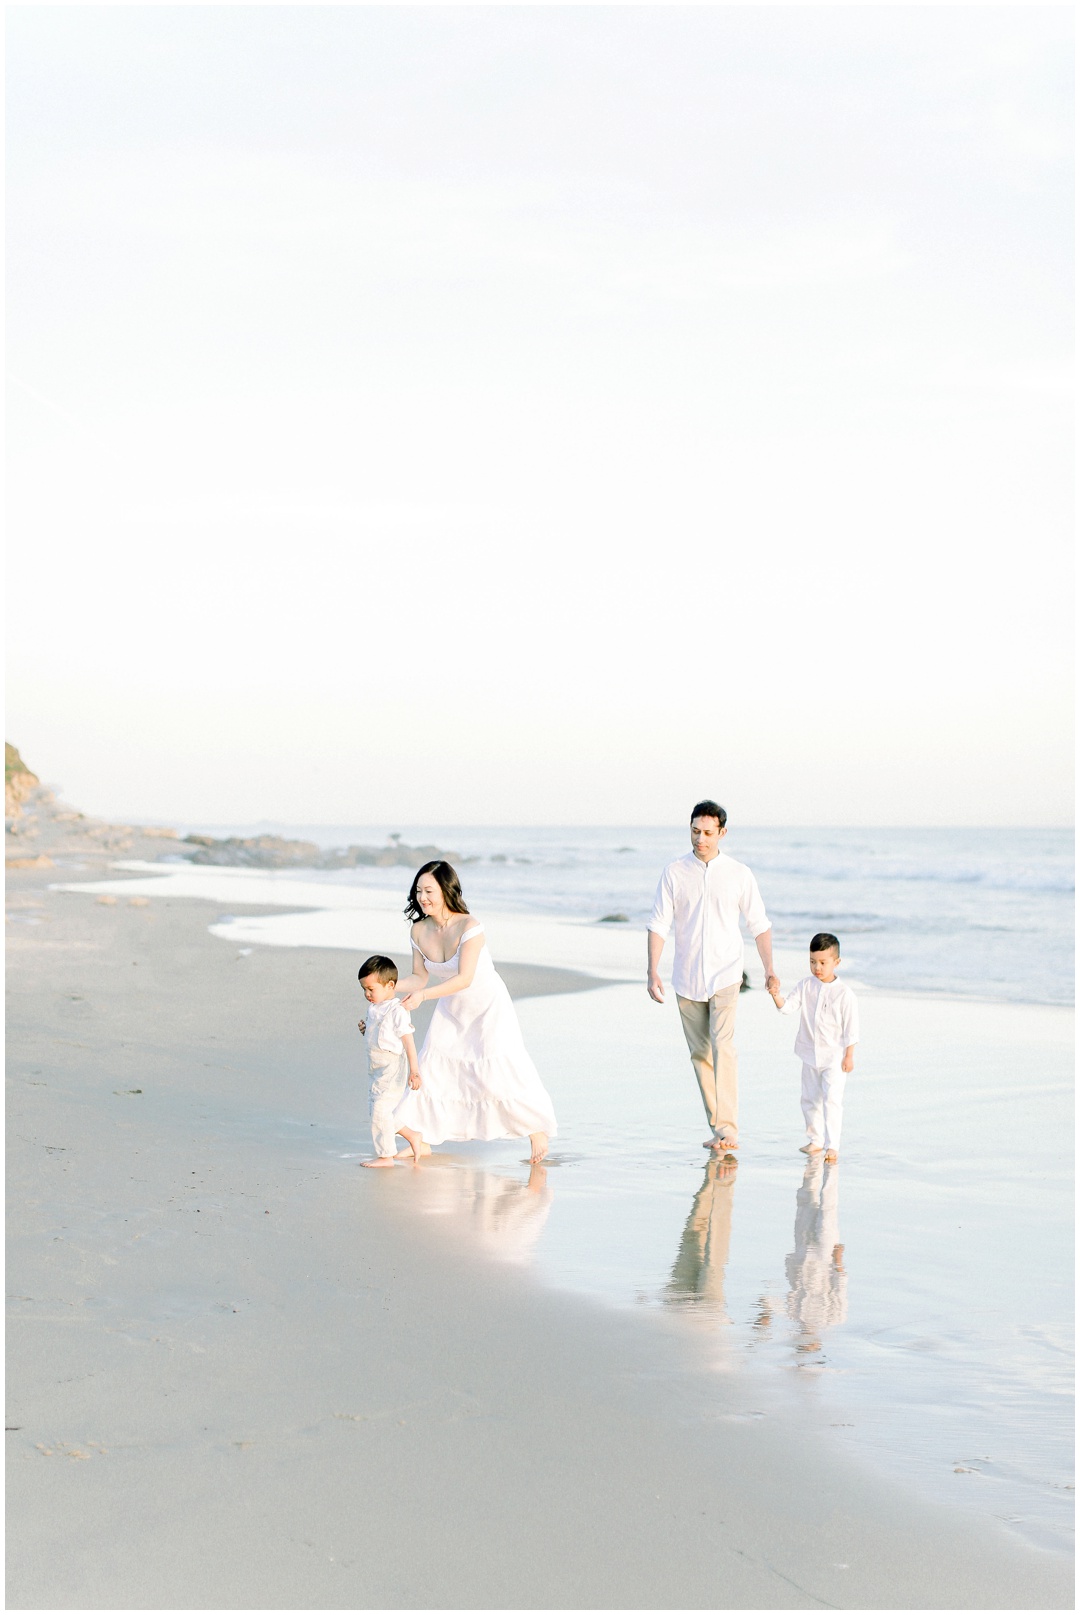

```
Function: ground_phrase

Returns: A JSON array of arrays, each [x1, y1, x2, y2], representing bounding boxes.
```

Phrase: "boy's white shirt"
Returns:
[[365, 997, 415, 1057], [780, 975, 859, 1065]]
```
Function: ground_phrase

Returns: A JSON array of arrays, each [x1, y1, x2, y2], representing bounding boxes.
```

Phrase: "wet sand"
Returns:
[[6, 866, 1073, 1609]]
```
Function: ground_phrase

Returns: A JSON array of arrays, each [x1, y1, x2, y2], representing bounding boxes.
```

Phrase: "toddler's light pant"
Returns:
[[800, 1061, 846, 1152], [677, 982, 742, 1138], [369, 1049, 409, 1157]]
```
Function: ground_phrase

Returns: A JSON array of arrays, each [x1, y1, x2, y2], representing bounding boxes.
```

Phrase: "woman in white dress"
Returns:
[[392, 861, 557, 1164]]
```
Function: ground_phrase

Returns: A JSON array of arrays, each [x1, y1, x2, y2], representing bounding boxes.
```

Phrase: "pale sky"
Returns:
[[6, 5, 1073, 826]]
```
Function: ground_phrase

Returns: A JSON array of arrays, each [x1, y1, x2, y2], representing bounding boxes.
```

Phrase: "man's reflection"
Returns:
[[785, 1154, 847, 1352], [665, 1155, 738, 1318]]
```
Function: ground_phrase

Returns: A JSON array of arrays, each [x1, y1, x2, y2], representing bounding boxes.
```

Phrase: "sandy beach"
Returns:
[[6, 804, 1073, 1610]]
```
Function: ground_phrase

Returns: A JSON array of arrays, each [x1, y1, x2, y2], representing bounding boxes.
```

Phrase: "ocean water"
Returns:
[[179, 824, 1074, 1007]]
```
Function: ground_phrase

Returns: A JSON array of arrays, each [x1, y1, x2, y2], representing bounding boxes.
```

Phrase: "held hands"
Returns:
[[765, 974, 781, 997], [400, 990, 425, 1012], [647, 974, 665, 1003]]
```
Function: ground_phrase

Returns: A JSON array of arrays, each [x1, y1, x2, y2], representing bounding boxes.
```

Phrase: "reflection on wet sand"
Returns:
[[415, 1159, 554, 1267], [785, 1155, 847, 1353], [664, 1156, 738, 1319]]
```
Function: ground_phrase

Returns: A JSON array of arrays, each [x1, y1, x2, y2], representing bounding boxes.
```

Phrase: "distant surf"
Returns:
[[167, 824, 1074, 1007]]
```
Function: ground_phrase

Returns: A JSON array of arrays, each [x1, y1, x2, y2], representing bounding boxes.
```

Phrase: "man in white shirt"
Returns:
[[648, 801, 777, 1154]]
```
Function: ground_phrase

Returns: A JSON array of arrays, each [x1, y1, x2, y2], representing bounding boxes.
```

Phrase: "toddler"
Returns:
[[357, 954, 421, 1166], [769, 932, 859, 1162]]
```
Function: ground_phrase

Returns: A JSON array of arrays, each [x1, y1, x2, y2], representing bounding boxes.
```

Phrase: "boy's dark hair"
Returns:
[[809, 933, 840, 955], [690, 799, 727, 829], [404, 860, 469, 923], [358, 954, 398, 985]]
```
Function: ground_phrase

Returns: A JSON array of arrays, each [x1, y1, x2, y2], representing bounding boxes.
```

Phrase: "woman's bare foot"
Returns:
[[709, 1130, 739, 1154], [361, 1156, 397, 1169], [823, 1148, 838, 1163], [800, 1142, 823, 1154], [529, 1132, 549, 1163], [397, 1128, 427, 1163]]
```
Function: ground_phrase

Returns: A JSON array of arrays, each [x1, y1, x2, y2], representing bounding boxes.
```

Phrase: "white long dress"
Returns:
[[393, 923, 558, 1145]]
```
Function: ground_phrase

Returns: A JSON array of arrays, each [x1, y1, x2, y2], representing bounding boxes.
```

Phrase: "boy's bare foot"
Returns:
[[529, 1132, 549, 1163], [799, 1142, 823, 1154], [361, 1157, 397, 1169], [823, 1149, 838, 1163]]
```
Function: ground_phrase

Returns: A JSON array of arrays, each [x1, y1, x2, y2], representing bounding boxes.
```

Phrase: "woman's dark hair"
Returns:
[[404, 860, 469, 923], [690, 799, 727, 829]]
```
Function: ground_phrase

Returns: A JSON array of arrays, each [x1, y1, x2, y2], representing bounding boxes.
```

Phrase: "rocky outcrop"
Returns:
[[5, 743, 43, 820], [5, 745, 177, 866], [183, 835, 461, 871]]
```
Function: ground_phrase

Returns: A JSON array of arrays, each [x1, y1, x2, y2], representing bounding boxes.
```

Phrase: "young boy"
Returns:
[[356, 955, 421, 1167], [769, 933, 859, 1163]]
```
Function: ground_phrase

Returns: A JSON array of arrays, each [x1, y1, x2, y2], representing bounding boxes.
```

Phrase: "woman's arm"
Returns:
[[394, 939, 430, 998], [401, 931, 483, 1008]]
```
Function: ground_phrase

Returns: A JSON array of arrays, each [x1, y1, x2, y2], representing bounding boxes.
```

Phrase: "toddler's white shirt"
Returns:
[[365, 997, 414, 1058], [780, 975, 859, 1066]]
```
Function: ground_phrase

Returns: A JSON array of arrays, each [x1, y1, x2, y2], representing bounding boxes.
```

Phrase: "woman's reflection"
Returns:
[[665, 1155, 738, 1318], [466, 1161, 553, 1266], [785, 1154, 847, 1353]]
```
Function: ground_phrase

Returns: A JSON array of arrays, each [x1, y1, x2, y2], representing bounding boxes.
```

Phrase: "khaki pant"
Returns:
[[677, 982, 741, 1138]]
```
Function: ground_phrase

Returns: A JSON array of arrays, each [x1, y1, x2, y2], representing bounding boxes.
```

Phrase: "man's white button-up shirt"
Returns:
[[648, 851, 771, 1001]]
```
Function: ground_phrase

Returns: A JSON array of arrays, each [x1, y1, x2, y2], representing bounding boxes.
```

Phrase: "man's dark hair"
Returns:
[[809, 933, 840, 955], [690, 799, 727, 829], [358, 954, 398, 985]]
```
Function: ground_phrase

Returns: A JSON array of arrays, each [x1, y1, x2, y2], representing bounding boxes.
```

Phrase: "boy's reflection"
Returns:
[[785, 1155, 847, 1352], [665, 1155, 738, 1318]]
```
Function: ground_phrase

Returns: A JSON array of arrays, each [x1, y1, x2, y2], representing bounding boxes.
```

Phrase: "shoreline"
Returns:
[[55, 855, 1075, 1013], [7, 857, 1073, 1606]]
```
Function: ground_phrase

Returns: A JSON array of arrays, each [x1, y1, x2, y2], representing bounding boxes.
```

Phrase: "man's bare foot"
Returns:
[[397, 1129, 427, 1163], [361, 1157, 397, 1169], [823, 1149, 838, 1163], [800, 1142, 823, 1154], [529, 1132, 549, 1163], [709, 1131, 739, 1154]]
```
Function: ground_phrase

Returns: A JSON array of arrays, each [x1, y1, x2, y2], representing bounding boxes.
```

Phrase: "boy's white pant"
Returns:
[[800, 1061, 846, 1151], [369, 1050, 409, 1157]]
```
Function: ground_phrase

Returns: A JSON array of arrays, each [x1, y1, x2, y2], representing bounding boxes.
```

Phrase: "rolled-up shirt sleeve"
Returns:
[[740, 872, 771, 938], [648, 868, 675, 938]]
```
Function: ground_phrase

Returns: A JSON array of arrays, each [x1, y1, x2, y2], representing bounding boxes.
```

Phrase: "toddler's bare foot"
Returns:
[[361, 1157, 397, 1169], [800, 1142, 823, 1154], [823, 1149, 838, 1163], [709, 1130, 739, 1154], [529, 1132, 549, 1163]]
